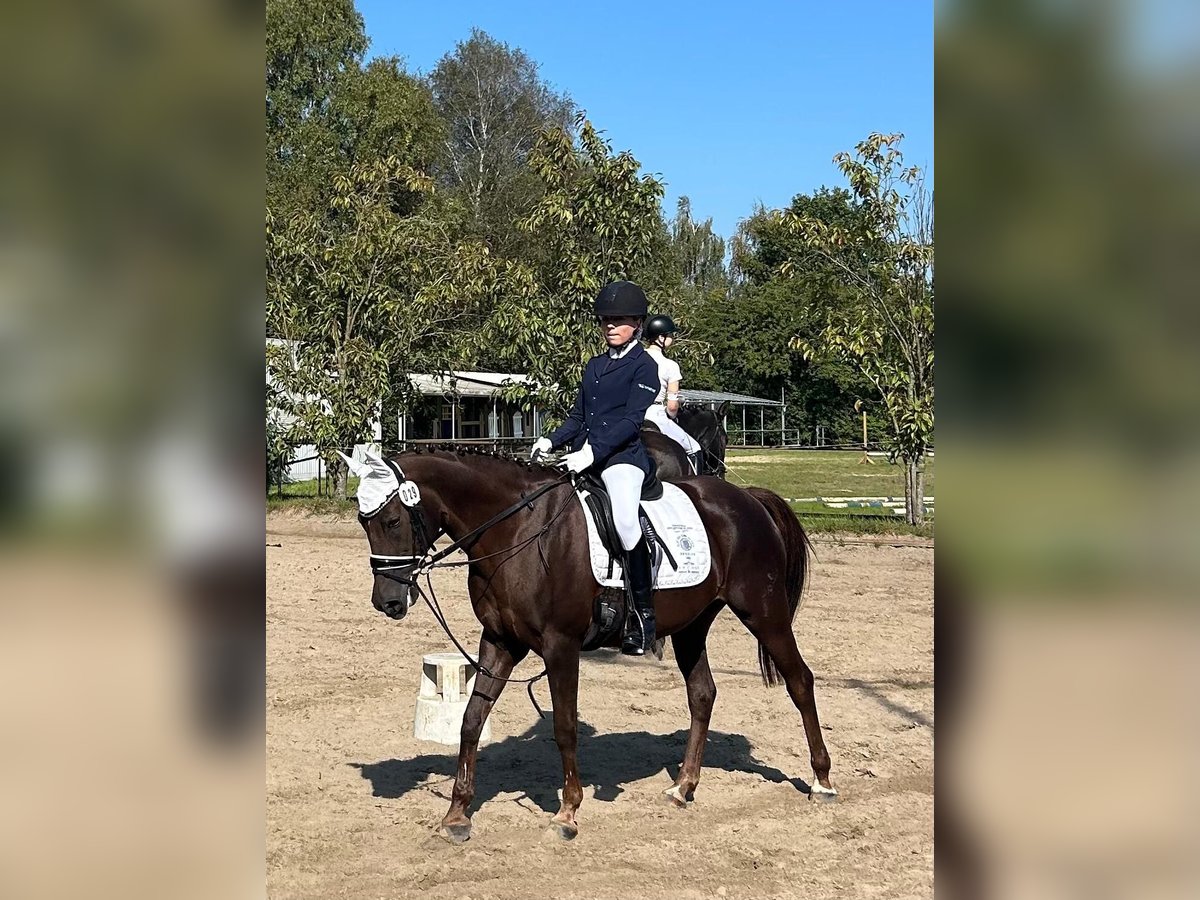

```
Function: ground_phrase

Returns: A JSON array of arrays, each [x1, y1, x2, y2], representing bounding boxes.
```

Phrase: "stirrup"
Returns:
[[621, 606, 655, 656], [621, 611, 649, 656]]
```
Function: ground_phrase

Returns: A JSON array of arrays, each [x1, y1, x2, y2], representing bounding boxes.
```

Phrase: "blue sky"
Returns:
[[357, 1, 932, 241]]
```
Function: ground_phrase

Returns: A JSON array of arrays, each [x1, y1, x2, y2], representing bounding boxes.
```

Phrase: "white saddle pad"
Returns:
[[577, 482, 711, 589]]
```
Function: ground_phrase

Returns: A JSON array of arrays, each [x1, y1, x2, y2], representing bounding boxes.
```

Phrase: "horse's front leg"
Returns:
[[543, 634, 583, 840], [439, 634, 526, 843]]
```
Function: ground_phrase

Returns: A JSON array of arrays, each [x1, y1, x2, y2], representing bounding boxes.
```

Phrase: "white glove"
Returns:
[[559, 442, 595, 474], [530, 437, 553, 461]]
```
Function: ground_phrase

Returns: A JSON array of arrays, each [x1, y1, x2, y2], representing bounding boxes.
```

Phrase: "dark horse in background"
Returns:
[[354, 446, 835, 843], [641, 401, 729, 479]]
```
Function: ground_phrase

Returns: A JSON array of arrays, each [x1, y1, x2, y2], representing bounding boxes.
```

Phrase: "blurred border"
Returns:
[[939, 0, 1200, 896], [0, 2, 263, 898]]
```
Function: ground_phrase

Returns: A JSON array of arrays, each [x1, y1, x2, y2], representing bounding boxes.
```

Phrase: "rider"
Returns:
[[642, 314, 703, 475], [530, 281, 660, 656]]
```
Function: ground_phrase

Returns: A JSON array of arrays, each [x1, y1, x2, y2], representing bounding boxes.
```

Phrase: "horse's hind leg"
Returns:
[[754, 627, 837, 801], [439, 634, 526, 842], [665, 603, 722, 807]]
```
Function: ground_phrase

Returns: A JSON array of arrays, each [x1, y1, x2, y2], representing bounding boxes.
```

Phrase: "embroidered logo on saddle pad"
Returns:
[[577, 483, 711, 589]]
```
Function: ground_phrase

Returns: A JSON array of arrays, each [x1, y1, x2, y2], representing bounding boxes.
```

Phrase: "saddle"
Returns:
[[576, 465, 673, 655], [575, 467, 676, 577]]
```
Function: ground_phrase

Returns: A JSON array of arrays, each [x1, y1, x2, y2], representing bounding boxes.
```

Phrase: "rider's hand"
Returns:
[[559, 443, 595, 474], [530, 437, 552, 462]]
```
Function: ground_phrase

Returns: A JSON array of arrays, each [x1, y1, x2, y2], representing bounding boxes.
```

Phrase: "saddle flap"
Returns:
[[576, 482, 710, 591], [583, 491, 620, 577]]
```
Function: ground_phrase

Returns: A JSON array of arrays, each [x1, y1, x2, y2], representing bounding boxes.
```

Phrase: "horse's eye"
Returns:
[[384, 517, 403, 530]]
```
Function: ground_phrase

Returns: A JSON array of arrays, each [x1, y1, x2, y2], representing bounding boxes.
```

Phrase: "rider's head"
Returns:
[[594, 281, 648, 349], [643, 314, 678, 350]]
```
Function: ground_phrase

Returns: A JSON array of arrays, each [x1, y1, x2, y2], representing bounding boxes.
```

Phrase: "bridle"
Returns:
[[700, 433, 728, 477], [367, 460, 441, 589], [362, 456, 575, 714], [679, 416, 727, 478]]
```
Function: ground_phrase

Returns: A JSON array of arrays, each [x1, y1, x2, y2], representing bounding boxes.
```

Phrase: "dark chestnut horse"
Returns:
[[642, 402, 729, 479], [354, 447, 835, 842], [640, 427, 690, 479], [677, 402, 729, 478]]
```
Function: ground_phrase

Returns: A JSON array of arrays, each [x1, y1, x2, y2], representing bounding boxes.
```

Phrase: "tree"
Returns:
[[266, 0, 366, 141], [266, 158, 497, 498], [430, 29, 575, 255], [266, 0, 366, 214], [476, 118, 665, 420], [678, 189, 881, 445], [784, 133, 934, 524], [733, 188, 862, 289], [266, 0, 443, 222], [670, 196, 728, 297]]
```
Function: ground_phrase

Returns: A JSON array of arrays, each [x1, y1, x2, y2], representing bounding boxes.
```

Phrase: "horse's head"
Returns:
[[677, 402, 729, 477], [339, 450, 443, 621]]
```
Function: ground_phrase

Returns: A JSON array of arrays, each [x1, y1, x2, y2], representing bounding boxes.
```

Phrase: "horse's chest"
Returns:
[[466, 572, 509, 632]]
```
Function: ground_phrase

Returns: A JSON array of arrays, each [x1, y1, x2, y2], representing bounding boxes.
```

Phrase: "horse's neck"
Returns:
[[415, 456, 535, 545]]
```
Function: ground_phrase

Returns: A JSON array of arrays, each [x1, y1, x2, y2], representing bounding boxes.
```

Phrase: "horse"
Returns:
[[677, 401, 729, 479], [349, 446, 836, 843], [640, 425, 690, 479], [641, 401, 729, 479]]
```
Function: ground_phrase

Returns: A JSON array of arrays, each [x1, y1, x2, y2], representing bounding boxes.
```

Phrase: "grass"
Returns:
[[723, 449, 934, 538], [266, 475, 359, 515], [267, 449, 934, 538]]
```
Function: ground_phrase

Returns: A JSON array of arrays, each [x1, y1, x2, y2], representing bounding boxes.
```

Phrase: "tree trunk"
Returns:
[[903, 457, 914, 526], [905, 455, 925, 526], [915, 464, 926, 528], [332, 458, 348, 501]]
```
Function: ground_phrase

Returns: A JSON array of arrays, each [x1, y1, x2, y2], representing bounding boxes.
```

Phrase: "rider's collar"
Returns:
[[607, 338, 639, 360]]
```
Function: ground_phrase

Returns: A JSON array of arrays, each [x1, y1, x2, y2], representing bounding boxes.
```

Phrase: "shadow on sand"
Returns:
[[351, 719, 812, 815]]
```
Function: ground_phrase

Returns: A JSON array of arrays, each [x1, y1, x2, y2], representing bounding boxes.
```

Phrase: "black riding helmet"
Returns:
[[594, 281, 649, 318], [644, 314, 677, 342]]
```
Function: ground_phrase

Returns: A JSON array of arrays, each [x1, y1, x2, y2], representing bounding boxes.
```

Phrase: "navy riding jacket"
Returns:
[[548, 343, 660, 474]]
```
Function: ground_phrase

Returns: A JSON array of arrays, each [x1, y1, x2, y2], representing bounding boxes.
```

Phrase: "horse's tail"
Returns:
[[746, 487, 813, 687]]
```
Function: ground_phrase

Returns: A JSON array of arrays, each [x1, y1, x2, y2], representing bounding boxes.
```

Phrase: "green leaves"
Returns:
[[780, 134, 934, 521], [466, 117, 667, 417], [267, 154, 505, 495], [429, 29, 576, 256]]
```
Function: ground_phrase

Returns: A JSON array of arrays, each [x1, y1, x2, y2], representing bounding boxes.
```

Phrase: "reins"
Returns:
[[374, 465, 575, 717]]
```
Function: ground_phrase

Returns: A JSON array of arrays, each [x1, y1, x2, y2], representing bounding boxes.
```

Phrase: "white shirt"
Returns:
[[607, 340, 638, 360], [645, 344, 682, 403]]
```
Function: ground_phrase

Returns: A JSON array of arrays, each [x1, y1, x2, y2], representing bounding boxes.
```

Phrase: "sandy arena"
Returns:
[[267, 511, 934, 899]]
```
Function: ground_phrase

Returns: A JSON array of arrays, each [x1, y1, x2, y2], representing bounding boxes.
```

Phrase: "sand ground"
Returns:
[[267, 512, 933, 899]]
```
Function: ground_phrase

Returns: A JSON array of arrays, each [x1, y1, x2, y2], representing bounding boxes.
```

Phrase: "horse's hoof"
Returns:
[[662, 786, 690, 808], [547, 820, 578, 841], [808, 784, 839, 804], [439, 823, 472, 843]]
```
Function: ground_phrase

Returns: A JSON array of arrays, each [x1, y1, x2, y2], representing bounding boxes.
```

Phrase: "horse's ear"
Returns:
[[336, 450, 369, 478], [715, 401, 730, 420]]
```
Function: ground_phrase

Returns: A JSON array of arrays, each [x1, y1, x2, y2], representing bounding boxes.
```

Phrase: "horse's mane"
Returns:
[[391, 443, 559, 473]]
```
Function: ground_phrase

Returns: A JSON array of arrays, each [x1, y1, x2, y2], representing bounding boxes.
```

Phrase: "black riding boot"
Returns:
[[687, 450, 703, 476], [621, 537, 656, 656]]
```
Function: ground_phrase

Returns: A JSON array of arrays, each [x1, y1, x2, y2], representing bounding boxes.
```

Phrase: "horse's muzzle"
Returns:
[[379, 597, 409, 619], [372, 581, 418, 620]]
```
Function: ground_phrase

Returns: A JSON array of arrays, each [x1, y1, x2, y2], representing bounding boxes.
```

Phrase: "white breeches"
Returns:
[[645, 405, 700, 454], [600, 463, 645, 551]]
